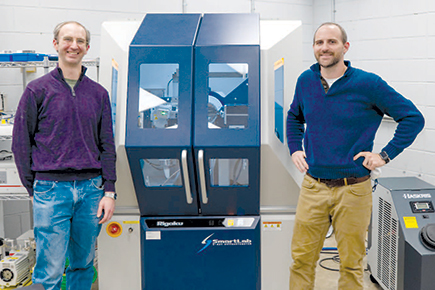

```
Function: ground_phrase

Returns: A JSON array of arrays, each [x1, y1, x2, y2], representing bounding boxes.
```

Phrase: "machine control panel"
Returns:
[[146, 217, 256, 228], [410, 201, 435, 213]]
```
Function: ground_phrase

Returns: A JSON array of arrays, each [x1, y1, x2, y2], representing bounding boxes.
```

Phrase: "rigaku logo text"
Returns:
[[156, 221, 184, 227]]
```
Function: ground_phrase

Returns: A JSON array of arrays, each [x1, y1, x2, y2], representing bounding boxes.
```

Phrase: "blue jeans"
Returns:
[[32, 176, 104, 290]]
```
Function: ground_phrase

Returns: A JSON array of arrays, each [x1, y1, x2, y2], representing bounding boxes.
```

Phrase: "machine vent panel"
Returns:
[[390, 218, 398, 288], [376, 197, 398, 290], [376, 197, 384, 283]]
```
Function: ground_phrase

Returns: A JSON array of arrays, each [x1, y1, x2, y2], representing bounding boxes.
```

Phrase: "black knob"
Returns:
[[420, 224, 435, 250]]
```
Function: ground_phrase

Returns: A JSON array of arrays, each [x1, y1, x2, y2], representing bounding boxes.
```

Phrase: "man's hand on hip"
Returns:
[[354, 151, 386, 171], [292, 151, 309, 173]]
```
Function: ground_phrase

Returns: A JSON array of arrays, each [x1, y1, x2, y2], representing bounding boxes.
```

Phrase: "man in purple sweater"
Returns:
[[287, 23, 424, 289], [12, 21, 116, 290]]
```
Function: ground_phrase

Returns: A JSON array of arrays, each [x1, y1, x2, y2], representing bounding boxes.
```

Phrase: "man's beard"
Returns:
[[320, 57, 340, 68], [317, 54, 340, 68]]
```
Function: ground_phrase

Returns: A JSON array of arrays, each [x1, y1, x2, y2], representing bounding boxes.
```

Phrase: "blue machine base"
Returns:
[[141, 216, 261, 290]]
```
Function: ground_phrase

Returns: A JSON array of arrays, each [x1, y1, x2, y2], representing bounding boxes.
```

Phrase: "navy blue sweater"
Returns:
[[12, 67, 116, 196], [287, 61, 424, 179]]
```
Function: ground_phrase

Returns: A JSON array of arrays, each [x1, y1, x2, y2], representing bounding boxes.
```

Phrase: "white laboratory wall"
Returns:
[[0, 0, 313, 239], [313, 0, 435, 184], [0, 0, 313, 111], [0, 0, 434, 187]]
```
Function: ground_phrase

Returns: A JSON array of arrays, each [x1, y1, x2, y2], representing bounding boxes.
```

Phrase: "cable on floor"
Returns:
[[319, 254, 340, 272], [319, 247, 371, 272]]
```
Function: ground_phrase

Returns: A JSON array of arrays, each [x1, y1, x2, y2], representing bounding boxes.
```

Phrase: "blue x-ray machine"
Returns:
[[97, 13, 303, 290], [105, 14, 260, 290]]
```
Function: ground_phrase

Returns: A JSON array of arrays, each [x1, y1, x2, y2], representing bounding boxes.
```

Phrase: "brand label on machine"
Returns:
[[146, 218, 226, 228], [197, 233, 252, 253], [156, 221, 184, 227], [403, 193, 432, 199]]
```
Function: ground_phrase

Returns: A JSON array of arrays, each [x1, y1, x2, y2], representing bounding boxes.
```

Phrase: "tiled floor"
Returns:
[[314, 234, 382, 290]]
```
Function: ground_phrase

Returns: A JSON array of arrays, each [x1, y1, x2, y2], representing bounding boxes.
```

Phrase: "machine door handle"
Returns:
[[198, 149, 208, 204], [181, 150, 193, 204]]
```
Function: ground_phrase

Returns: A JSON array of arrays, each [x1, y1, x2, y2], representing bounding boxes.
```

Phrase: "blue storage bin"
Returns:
[[11, 53, 47, 62], [48, 54, 58, 61], [0, 54, 12, 62], [27, 53, 47, 61], [11, 53, 28, 61]]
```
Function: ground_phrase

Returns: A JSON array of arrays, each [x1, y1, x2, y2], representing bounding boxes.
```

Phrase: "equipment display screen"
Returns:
[[415, 202, 430, 210], [410, 201, 434, 213]]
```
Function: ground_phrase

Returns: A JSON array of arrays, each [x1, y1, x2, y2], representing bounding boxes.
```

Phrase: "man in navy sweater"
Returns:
[[12, 21, 116, 290], [287, 22, 424, 289]]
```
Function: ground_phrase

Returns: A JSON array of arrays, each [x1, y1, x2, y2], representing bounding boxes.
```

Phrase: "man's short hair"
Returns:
[[313, 22, 347, 45], [53, 21, 90, 45]]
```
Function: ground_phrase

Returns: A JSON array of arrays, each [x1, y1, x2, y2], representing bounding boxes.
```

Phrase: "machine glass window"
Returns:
[[140, 158, 182, 187], [207, 63, 249, 129], [209, 158, 249, 187], [111, 59, 119, 136], [274, 58, 284, 143], [138, 63, 179, 129]]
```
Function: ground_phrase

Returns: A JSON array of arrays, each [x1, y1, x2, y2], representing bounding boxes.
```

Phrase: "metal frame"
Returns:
[[0, 56, 100, 90]]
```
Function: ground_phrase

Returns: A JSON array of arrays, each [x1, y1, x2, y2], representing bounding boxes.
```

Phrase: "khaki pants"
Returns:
[[289, 174, 372, 290]]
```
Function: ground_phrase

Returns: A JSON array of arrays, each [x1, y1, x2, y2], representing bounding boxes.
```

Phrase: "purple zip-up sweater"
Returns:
[[12, 66, 116, 196]]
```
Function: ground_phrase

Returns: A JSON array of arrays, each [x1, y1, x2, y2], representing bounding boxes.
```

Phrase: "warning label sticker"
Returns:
[[403, 216, 418, 228], [262, 221, 282, 231]]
